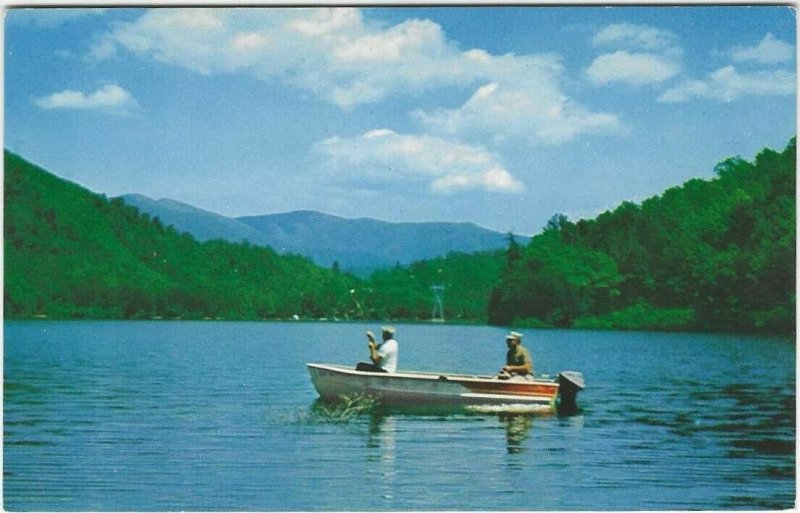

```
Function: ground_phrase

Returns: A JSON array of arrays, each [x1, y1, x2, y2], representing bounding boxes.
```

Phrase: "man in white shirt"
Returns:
[[356, 326, 398, 373]]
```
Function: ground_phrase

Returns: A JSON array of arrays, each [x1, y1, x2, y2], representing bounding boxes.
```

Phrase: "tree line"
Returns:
[[4, 151, 360, 320], [488, 138, 795, 334], [4, 139, 795, 334]]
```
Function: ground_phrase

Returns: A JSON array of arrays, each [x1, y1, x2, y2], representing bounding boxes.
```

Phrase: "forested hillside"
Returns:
[[488, 138, 796, 334], [359, 249, 506, 321], [4, 151, 360, 320], [4, 138, 795, 334]]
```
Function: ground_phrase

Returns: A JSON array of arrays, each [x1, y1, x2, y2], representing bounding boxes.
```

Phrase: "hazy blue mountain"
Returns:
[[120, 195, 526, 273], [120, 194, 267, 244], [237, 210, 521, 268]]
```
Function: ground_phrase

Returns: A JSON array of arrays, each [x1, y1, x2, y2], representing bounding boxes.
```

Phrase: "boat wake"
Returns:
[[466, 403, 554, 415], [308, 393, 379, 422]]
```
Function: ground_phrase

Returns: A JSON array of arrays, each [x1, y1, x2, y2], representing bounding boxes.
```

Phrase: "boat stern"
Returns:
[[556, 371, 585, 413]]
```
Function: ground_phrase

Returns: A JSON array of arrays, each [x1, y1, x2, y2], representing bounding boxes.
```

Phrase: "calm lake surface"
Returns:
[[4, 321, 795, 510]]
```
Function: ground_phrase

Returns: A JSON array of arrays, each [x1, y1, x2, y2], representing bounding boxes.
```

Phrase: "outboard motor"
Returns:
[[557, 371, 585, 414]]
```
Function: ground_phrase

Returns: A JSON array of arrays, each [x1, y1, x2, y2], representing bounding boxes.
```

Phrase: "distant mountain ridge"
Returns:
[[120, 194, 267, 243], [119, 194, 525, 273]]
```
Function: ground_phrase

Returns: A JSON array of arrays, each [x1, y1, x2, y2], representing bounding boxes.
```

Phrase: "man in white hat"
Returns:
[[498, 331, 533, 380], [356, 326, 399, 373]]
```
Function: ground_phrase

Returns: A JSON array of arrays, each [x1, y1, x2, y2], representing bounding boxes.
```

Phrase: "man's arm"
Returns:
[[509, 361, 531, 374], [369, 344, 382, 364], [503, 362, 530, 373], [367, 331, 381, 364]]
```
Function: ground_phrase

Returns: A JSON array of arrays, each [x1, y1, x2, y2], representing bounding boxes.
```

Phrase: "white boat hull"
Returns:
[[307, 363, 580, 413]]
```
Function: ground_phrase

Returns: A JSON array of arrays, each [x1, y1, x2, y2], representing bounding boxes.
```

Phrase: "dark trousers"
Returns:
[[355, 362, 387, 373]]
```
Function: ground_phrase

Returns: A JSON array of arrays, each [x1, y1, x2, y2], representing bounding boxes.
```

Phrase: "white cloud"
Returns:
[[313, 129, 524, 194], [230, 32, 270, 52], [588, 25, 794, 104], [414, 76, 621, 145], [34, 84, 139, 114], [593, 23, 678, 51], [431, 166, 523, 193], [586, 23, 682, 87], [652, 31, 795, 104], [91, 7, 617, 144], [586, 50, 681, 85], [731, 33, 794, 65], [90, 9, 471, 107], [332, 18, 443, 65], [288, 7, 361, 37], [87, 7, 624, 168], [658, 65, 796, 103]]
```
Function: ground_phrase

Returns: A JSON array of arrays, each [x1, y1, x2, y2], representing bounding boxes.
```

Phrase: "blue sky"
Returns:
[[5, 6, 796, 234]]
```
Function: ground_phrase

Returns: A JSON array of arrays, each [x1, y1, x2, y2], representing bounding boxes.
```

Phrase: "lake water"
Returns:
[[4, 321, 795, 510]]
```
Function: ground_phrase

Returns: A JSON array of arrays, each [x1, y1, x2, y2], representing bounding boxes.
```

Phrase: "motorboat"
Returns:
[[307, 363, 585, 413]]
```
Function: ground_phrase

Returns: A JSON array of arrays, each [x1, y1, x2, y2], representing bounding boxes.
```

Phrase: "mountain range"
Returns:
[[119, 194, 525, 274]]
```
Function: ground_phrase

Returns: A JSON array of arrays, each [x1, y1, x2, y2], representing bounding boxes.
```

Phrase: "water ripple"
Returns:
[[4, 321, 795, 510]]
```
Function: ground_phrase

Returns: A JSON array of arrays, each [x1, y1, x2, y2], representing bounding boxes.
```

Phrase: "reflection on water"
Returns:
[[499, 414, 532, 454], [367, 414, 397, 502]]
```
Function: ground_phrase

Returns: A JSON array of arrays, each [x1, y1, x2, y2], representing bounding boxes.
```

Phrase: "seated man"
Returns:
[[355, 326, 398, 373], [497, 331, 533, 380]]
